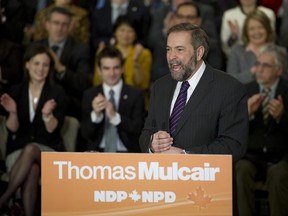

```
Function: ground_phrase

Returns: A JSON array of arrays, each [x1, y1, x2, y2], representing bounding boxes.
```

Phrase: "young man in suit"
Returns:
[[36, 6, 91, 120], [81, 46, 145, 153], [236, 44, 288, 216]]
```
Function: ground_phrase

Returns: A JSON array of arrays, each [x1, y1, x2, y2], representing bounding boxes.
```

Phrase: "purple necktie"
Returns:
[[169, 81, 190, 136]]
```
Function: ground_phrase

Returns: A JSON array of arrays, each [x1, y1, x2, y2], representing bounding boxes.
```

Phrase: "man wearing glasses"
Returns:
[[35, 6, 91, 120], [236, 44, 288, 216]]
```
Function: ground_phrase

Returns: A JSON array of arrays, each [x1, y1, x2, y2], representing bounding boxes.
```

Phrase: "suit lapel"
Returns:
[[60, 37, 72, 64], [118, 84, 129, 113]]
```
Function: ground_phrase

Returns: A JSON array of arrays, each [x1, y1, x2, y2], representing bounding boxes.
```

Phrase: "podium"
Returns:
[[42, 153, 232, 215]]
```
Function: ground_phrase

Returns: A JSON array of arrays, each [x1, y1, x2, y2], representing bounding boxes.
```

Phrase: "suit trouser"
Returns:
[[236, 159, 288, 216]]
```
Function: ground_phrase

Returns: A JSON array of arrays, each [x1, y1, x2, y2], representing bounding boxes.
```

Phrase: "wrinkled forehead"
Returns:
[[258, 52, 276, 64], [167, 31, 192, 46]]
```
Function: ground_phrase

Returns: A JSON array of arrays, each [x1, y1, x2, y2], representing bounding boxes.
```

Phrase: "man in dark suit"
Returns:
[[140, 23, 248, 216], [81, 47, 145, 152], [140, 23, 247, 160], [236, 44, 288, 216], [36, 6, 91, 119]]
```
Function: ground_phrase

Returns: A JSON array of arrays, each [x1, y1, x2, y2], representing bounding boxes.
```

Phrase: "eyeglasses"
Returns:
[[254, 61, 276, 70], [175, 13, 198, 20]]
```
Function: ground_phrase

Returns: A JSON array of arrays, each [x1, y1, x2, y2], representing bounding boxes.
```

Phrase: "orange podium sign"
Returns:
[[42, 153, 232, 216]]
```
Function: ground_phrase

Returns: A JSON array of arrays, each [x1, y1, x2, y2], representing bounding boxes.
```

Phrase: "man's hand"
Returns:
[[248, 93, 262, 115], [92, 93, 106, 115], [151, 131, 173, 153], [161, 146, 184, 154], [269, 95, 284, 122]]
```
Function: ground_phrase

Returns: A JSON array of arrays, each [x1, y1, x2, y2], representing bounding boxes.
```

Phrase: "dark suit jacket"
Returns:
[[91, 0, 151, 50], [139, 64, 248, 162], [0, 38, 23, 94], [245, 79, 288, 162], [81, 83, 145, 152], [0, 0, 52, 43], [6, 81, 66, 155], [37, 37, 91, 119]]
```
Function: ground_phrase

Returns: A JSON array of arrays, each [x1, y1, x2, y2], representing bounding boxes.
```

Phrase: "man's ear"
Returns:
[[196, 46, 205, 61]]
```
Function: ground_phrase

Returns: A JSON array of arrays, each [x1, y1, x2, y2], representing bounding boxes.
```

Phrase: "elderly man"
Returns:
[[236, 44, 288, 216]]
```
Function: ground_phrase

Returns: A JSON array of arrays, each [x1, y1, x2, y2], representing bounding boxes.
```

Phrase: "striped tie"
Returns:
[[262, 88, 271, 125], [169, 81, 190, 136], [105, 89, 117, 152]]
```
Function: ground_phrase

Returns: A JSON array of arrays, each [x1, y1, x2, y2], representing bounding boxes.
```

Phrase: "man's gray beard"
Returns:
[[170, 54, 197, 81]]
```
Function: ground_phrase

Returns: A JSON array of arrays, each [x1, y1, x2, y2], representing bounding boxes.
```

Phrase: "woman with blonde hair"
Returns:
[[226, 10, 276, 84]]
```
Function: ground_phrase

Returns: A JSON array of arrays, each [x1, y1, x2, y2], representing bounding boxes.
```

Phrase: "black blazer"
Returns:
[[81, 83, 145, 152], [37, 37, 91, 118], [6, 81, 66, 155], [139, 64, 248, 162], [245, 78, 288, 162]]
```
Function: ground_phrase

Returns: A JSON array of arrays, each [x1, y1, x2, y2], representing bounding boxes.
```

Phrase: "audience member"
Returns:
[[236, 44, 288, 216], [81, 46, 145, 153], [226, 10, 275, 84], [33, 0, 90, 44], [93, 15, 152, 110], [0, 44, 66, 216], [35, 6, 91, 120], [91, 0, 151, 52], [221, 0, 275, 55], [147, 0, 220, 82]]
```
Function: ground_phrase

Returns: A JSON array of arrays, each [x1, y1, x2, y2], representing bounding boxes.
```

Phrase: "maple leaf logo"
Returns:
[[187, 186, 212, 208], [129, 190, 141, 202]]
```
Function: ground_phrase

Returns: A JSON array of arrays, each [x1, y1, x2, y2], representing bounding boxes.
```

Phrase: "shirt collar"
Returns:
[[49, 39, 66, 50], [103, 79, 123, 99], [259, 78, 279, 96], [185, 61, 206, 90]]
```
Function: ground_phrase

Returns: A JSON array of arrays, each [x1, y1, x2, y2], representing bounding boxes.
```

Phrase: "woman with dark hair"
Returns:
[[0, 44, 66, 216], [221, 0, 275, 55], [93, 15, 152, 109]]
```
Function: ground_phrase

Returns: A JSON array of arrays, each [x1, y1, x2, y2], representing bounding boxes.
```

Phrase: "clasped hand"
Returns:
[[92, 93, 116, 119], [151, 131, 183, 154]]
